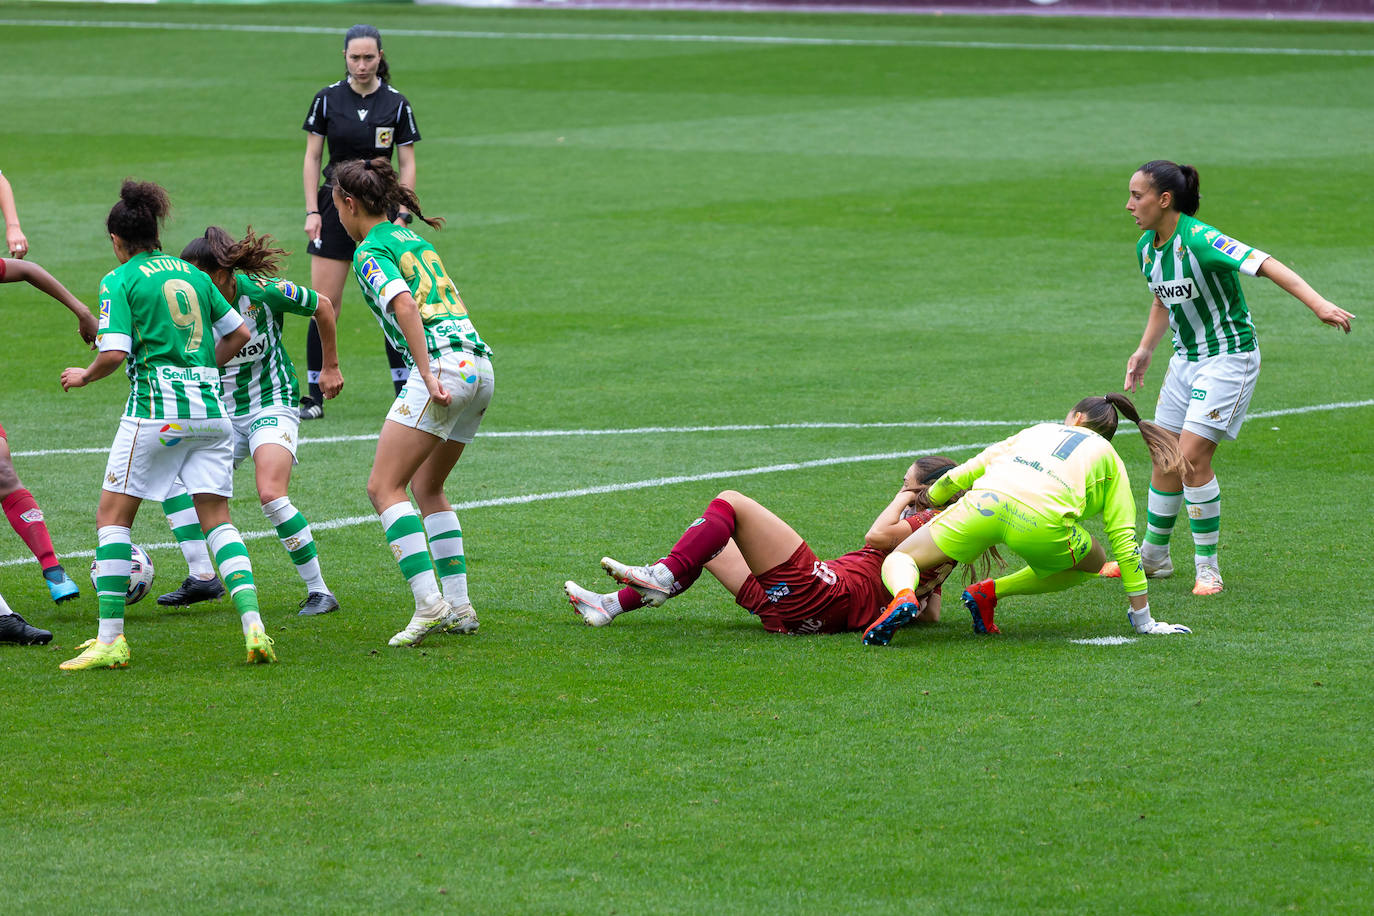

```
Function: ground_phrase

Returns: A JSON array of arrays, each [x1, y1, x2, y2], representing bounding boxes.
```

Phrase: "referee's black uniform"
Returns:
[[303, 79, 420, 260], [301, 79, 420, 406]]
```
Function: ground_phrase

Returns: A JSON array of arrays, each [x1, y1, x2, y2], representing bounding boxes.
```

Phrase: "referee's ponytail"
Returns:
[[1071, 393, 1188, 476], [345, 24, 390, 83], [334, 158, 444, 231]]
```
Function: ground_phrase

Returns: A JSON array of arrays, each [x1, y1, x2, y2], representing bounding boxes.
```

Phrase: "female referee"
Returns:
[[331, 157, 493, 648], [1123, 160, 1354, 596], [563, 457, 981, 640], [300, 23, 421, 421], [873, 394, 1194, 647], [58, 181, 276, 671], [156, 226, 344, 617]]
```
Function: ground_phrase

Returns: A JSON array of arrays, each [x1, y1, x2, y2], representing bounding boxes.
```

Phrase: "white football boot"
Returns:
[[599, 557, 673, 607]]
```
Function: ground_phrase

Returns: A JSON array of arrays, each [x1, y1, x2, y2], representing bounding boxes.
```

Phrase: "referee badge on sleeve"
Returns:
[[375, 127, 394, 148]]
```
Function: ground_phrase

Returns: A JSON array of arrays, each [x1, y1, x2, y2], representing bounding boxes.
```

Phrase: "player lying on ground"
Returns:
[[1, 256, 97, 606], [874, 393, 1192, 647], [157, 225, 344, 616], [58, 180, 276, 671], [564, 456, 989, 640]]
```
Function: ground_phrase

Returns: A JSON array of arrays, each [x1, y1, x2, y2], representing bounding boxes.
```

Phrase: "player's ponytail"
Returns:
[[1072, 393, 1188, 476], [334, 157, 444, 230], [1138, 160, 1201, 216], [107, 179, 171, 254], [344, 24, 390, 82], [182, 226, 287, 277]]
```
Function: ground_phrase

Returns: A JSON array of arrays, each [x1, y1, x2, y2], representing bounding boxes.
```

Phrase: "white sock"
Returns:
[[0, 591, 12, 616], [98, 617, 124, 643], [602, 591, 624, 618]]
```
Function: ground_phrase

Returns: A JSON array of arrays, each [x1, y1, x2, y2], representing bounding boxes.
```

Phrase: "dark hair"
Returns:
[[333, 158, 443, 229], [106, 179, 171, 254], [181, 226, 287, 277], [1072, 392, 1188, 476], [1138, 160, 1200, 216], [344, 24, 390, 83]]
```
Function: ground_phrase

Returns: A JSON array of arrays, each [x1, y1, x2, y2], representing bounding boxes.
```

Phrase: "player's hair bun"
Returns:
[[118, 179, 172, 221]]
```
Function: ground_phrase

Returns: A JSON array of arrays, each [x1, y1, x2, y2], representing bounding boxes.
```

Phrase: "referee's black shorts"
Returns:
[[310, 184, 357, 262]]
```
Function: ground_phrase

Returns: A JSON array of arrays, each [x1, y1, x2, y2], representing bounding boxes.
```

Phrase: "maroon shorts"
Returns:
[[735, 542, 888, 636]]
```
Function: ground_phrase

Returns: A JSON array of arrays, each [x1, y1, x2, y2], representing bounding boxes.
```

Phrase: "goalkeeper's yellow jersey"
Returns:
[[930, 423, 1145, 593]]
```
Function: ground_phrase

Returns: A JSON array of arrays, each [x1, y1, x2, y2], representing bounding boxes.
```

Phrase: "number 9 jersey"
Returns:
[[350, 223, 492, 367], [97, 251, 245, 420]]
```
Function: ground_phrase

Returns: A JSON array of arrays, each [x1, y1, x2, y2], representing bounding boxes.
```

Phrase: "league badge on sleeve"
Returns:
[[361, 256, 387, 292]]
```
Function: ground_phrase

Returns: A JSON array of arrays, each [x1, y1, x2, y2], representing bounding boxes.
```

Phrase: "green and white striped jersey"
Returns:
[[1137, 213, 1269, 360], [351, 223, 491, 367], [97, 252, 244, 420], [219, 274, 318, 416]]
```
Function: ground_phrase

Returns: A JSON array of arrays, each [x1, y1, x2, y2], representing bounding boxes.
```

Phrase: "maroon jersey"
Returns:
[[735, 509, 954, 635]]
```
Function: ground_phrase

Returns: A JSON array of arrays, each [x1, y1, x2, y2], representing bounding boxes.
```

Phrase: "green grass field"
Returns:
[[1, 4, 1371, 912]]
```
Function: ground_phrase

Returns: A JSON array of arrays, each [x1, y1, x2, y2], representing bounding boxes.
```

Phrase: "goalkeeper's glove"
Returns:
[[1128, 605, 1192, 635]]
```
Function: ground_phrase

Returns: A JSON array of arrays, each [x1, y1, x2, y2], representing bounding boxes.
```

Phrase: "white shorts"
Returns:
[[1154, 350, 1261, 443], [103, 416, 234, 502], [386, 351, 494, 443], [231, 406, 300, 469]]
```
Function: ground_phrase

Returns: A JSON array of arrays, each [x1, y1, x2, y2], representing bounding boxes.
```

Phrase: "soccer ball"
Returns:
[[89, 544, 156, 605]]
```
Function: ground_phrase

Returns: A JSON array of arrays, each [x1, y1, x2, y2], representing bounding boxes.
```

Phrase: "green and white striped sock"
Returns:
[[206, 523, 261, 631], [380, 502, 440, 607], [1184, 476, 1221, 568], [162, 488, 215, 579], [424, 510, 468, 607], [263, 497, 328, 594]]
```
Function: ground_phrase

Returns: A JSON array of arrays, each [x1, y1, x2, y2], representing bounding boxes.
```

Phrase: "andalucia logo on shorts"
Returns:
[[159, 423, 185, 446]]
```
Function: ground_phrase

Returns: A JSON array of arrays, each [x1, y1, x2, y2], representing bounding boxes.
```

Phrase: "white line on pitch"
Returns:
[[9, 399, 1371, 459], [0, 440, 991, 569], [3, 19, 1373, 57]]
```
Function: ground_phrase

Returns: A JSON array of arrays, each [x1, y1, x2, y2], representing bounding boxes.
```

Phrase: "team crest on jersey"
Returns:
[[375, 127, 394, 148], [1212, 235, 1245, 258], [361, 257, 387, 292]]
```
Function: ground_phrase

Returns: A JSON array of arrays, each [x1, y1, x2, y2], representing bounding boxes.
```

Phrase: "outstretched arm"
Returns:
[[0, 174, 27, 258], [2, 258, 97, 343], [61, 349, 126, 390], [1257, 258, 1354, 332], [1125, 298, 1171, 392]]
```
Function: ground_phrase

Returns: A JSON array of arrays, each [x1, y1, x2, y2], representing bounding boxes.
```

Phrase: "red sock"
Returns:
[[661, 498, 736, 584], [617, 586, 645, 612], [3, 489, 59, 570]]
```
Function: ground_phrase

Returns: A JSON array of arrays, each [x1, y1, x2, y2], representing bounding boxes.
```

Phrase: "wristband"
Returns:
[[398, 212, 414, 226], [306, 210, 320, 216]]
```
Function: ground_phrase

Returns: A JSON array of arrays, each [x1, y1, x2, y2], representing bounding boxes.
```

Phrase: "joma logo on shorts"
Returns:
[[1191, 389, 1207, 400], [249, 417, 279, 432]]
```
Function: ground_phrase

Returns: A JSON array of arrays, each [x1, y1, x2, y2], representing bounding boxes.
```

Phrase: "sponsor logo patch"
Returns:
[[1150, 278, 1197, 304], [791, 618, 823, 635], [275, 280, 299, 301], [1191, 388, 1207, 401], [764, 582, 791, 603], [19, 508, 44, 524], [375, 127, 394, 148], [249, 416, 279, 433], [361, 257, 387, 292], [1212, 235, 1246, 258]]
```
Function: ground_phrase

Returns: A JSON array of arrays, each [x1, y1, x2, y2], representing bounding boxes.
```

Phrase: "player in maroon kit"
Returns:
[[1, 255, 97, 613], [564, 457, 976, 636]]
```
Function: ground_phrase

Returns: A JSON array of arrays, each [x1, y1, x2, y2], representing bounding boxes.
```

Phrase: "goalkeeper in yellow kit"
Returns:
[[867, 393, 1193, 646]]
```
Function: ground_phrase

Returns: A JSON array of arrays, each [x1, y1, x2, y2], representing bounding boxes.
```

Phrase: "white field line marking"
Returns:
[[1069, 636, 1138, 645], [10, 399, 1371, 459], [0, 441, 991, 569], [4, 18, 1374, 57]]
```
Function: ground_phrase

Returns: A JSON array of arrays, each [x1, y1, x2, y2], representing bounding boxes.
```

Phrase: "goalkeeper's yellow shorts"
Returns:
[[927, 489, 1092, 577]]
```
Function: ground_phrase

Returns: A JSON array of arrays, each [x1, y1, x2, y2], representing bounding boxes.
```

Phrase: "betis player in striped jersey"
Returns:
[[58, 180, 277, 671], [332, 157, 494, 647], [155, 227, 345, 616], [876, 394, 1194, 646], [1123, 161, 1354, 596]]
